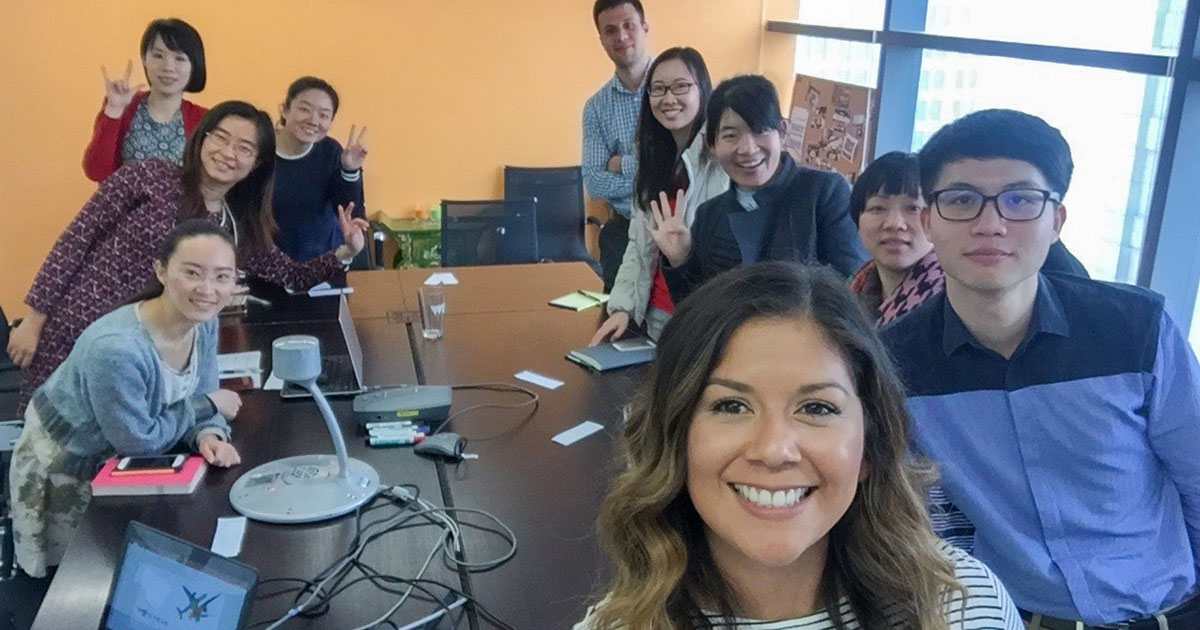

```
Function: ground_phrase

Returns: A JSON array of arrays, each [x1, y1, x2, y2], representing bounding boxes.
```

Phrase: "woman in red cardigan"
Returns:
[[83, 18, 208, 182], [11, 101, 368, 411]]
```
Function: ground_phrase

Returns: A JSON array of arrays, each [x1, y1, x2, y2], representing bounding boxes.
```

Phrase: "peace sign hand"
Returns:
[[100, 60, 145, 118], [336, 202, 370, 257], [648, 189, 691, 267], [341, 125, 369, 172]]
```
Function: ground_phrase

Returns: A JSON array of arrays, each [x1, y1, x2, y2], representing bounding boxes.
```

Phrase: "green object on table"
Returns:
[[376, 216, 442, 268], [549, 290, 609, 311]]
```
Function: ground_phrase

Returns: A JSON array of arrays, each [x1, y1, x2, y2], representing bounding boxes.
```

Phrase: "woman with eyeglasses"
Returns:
[[590, 47, 728, 345], [84, 18, 209, 182], [272, 76, 369, 262], [8, 101, 368, 411]]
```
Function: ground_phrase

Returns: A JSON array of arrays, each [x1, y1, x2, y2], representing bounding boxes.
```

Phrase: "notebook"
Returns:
[[566, 338, 656, 371], [101, 521, 258, 630], [549, 290, 609, 311], [92, 456, 208, 497]]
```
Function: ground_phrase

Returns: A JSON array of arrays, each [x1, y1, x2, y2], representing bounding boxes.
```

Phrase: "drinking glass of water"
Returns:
[[419, 286, 446, 340]]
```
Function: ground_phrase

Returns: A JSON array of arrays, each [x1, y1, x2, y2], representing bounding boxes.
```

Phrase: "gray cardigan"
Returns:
[[31, 303, 230, 477]]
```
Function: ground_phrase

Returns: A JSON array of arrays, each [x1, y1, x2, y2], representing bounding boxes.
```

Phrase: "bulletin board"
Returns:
[[783, 74, 874, 182]]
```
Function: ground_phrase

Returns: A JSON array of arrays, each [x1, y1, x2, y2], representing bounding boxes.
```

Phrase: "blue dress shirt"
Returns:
[[581, 74, 643, 218], [882, 273, 1200, 624]]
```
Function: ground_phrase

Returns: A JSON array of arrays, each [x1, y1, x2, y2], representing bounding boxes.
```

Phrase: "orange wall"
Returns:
[[0, 0, 798, 315]]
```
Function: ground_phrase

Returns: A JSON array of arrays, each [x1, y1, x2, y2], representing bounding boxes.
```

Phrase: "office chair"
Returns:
[[0, 304, 20, 580], [504, 166, 601, 276], [439, 200, 539, 267], [0, 304, 20, 401]]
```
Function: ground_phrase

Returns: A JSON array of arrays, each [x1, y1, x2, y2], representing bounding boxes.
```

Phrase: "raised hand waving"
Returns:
[[101, 60, 145, 118], [648, 189, 691, 267], [341, 125, 369, 172]]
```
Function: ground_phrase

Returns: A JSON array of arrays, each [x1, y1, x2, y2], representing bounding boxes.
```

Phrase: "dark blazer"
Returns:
[[663, 153, 869, 302]]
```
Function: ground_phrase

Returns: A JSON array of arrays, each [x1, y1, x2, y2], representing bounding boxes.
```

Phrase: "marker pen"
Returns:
[[366, 420, 417, 430], [368, 434, 426, 447]]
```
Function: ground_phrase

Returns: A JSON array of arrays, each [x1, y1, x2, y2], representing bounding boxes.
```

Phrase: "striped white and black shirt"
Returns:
[[577, 542, 1022, 630]]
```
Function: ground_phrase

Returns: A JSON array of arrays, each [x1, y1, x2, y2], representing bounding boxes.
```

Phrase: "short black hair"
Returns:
[[280, 76, 340, 126], [918, 108, 1073, 200], [850, 151, 922, 225], [705, 75, 782, 147], [140, 18, 206, 93], [593, 0, 645, 29]]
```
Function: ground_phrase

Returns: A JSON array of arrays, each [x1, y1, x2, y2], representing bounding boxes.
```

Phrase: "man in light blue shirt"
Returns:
[[883, 109, 1200, 629], [583, 0, 651, 291]]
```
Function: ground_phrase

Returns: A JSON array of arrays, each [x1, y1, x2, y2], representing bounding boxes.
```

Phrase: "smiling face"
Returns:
[[713, 109, 785, 190], [648, 58, 700, 134], [155, 234, 238, 323], [199, 116, 260, 186], [686, 316, 866, 582], [597, 2, 648, 70], [281, 88, 336, 146], [143, 35, 193, 96], [858, 192, 933, 275], [924, 157, 1066, 295]]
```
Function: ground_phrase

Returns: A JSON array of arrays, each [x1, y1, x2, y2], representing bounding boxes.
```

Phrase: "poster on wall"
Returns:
[[783, 74, 874, 183]]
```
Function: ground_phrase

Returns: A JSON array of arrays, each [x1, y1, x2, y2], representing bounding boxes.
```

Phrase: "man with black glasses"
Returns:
[[882, 109, 1200, 630]]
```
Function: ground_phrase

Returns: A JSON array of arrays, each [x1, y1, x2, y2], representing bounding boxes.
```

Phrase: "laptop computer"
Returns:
[[281, 294, 365, 398], [101, 520, 258, 630]]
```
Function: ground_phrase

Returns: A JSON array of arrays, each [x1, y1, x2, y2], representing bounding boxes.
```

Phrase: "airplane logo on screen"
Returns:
[[177, 586, 219, 622]]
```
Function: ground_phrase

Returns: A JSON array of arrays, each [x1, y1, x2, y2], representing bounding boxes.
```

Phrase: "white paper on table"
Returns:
[[514, 370, 564, 390], [217, 351, 262, 376], [263, 371, 284, 391], [553, 421, 604, 446], [423, 272, 459, 286], [211, 516, 248, 558]]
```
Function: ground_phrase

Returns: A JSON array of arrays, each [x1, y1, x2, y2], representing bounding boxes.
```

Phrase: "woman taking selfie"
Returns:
[[579, 262, 1021, 630]]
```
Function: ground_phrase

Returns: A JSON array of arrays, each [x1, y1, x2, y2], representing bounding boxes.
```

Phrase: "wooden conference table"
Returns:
[[32, 262, 637, 630]]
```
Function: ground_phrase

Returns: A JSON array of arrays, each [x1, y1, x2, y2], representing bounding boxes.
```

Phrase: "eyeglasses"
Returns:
[[931, 188, 1060, 222], [205, 129, 258, 162], [647, 81, 694, 97]]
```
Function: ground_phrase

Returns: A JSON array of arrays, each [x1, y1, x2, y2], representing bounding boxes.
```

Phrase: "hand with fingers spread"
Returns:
[[333, 202, 370, 260], [590, 311, 631, 347], [648, 189, 691, 267], [101, 60, 146, 119], [341, 125, 369, 172]]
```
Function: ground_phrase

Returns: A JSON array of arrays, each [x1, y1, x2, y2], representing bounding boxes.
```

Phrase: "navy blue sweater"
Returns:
[[272, 137, 366, 261]]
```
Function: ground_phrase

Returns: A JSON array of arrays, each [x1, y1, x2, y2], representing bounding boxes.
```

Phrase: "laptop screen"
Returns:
[[103, 522, 256, 630]]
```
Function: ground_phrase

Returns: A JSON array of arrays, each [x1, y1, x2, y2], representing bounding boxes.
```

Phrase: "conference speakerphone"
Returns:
[[353, 385, 453, 433]]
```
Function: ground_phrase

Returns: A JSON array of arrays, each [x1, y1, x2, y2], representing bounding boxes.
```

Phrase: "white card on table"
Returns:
[[211, 516, 247, 558], [553, 421, 604, 446], [515, 370, 564, 390]]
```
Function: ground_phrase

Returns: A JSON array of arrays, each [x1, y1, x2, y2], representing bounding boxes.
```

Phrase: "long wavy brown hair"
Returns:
[[589, 262, 963, 630]]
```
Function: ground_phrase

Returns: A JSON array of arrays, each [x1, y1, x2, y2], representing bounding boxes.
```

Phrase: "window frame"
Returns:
[[770, 0, 1200, 329]]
